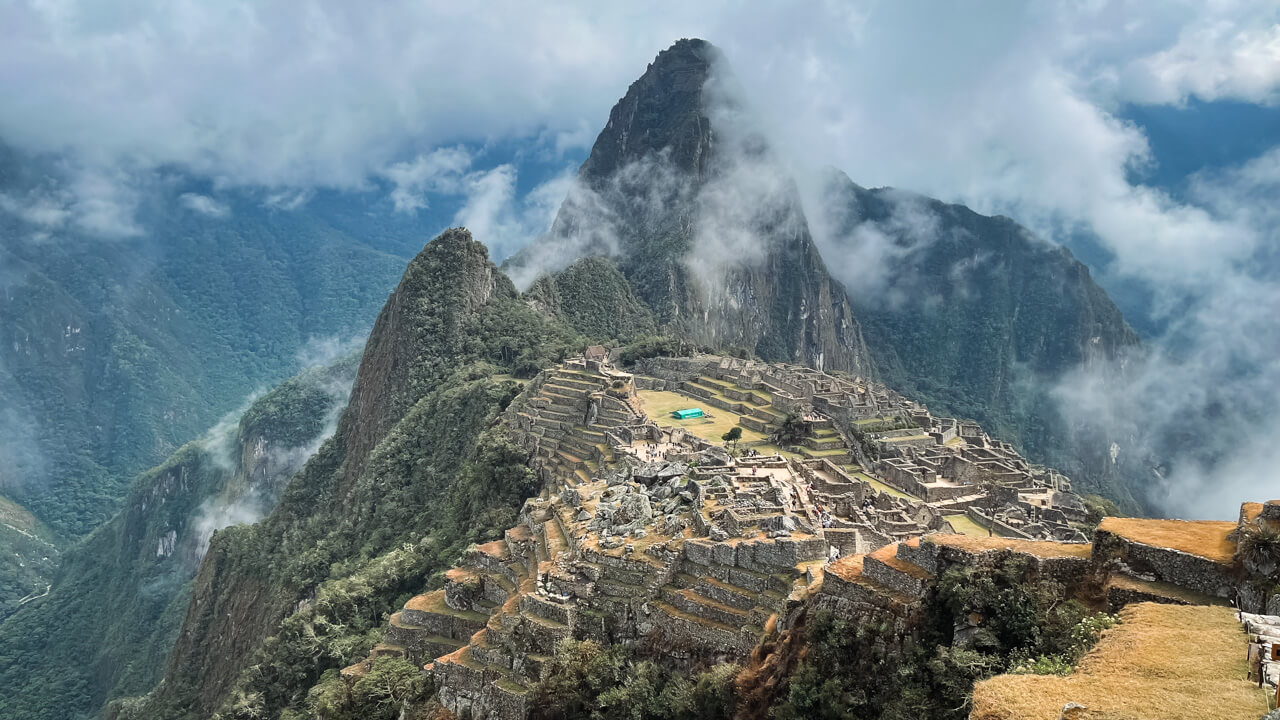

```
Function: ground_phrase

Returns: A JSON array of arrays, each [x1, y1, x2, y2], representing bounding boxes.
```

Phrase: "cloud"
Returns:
[[0, 187, 72, 228], [380, 147, 473, 213], [1048, 135, 1280, 519], [262, 188, 314, 211], [190, 348, 357, 560], [294, 334, 365, 371], [0, 166, 142, 238], [179, 192, 230, 218], [452, 163, 574, 263], [1123, 21, 1280, 105], [2, 1, 1279, 516]]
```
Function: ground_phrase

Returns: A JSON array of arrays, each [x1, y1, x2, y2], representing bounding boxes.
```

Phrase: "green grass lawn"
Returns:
[[944, 513, 989, 537], [635, 389, 768, 445]]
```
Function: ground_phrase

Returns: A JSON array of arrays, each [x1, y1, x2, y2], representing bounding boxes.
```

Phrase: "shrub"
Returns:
[[1234, 521, 1280, 576]]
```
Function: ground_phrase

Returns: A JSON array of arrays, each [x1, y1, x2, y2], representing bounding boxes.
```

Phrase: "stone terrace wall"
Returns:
[[1092, 529, 1236, 599]]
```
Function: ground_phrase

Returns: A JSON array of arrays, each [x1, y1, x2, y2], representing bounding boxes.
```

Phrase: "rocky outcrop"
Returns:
[[506, 39, 870, 374], [151, 228, 553, 718]]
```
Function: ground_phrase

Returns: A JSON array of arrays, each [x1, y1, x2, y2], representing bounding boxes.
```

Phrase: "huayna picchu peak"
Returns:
[[507, 38, 870, 376], [2, 29, 1277, 720]]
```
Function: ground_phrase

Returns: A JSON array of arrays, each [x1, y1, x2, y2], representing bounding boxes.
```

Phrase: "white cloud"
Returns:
[[3, 0, 1280, 515], [262, 188, 314, 211], [381, 147, 473, 213], [0, 187, 72, 228], [1124, 21, 1280, 105], [179, 192, 230, 218], [454, 164, 575, 265]]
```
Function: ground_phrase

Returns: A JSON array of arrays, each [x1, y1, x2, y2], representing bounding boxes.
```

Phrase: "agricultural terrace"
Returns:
[[971, 603, 1270, 720]]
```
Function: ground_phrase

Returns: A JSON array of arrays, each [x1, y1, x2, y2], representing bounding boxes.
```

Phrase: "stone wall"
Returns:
[[1092, 529, 1236, 599]]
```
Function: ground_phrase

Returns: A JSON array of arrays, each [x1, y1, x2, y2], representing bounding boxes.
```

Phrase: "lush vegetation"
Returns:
[[0, 358, 356, 720], [616, 335, 703, 367], [307, 657, 432, 720], [530, 638, 738, 720], [0, 208, 404, 540], [110, 231, 583, 720], [0, 165, 423, 615], [1234, 519, 1280, 576], [0, 497, 60, 619], [770, 560, 1118, 719], [526, 257, 656, 343]]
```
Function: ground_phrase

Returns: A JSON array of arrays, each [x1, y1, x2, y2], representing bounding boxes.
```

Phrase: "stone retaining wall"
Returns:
[[1092, 529, 1236, 599]]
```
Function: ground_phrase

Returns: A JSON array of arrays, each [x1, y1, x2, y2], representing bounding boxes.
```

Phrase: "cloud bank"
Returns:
[[2, 1, 1279, 517]]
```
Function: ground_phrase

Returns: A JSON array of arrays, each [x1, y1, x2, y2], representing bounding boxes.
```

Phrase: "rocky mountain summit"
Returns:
[[508, 39, 870, 375]]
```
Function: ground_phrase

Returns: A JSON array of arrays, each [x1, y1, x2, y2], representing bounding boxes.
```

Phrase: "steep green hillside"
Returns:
[[523, 256, 656, 342], [0, 496, 60, 617], [0, 210, 404, 539], [0, 149, 421, 610], [0, 357, 357, 720], [123, 229, 579, 720], [811, 169, 1142, 508]]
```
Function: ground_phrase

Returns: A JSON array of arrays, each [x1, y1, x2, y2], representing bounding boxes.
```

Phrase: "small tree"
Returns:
[[956, 464, 1004, 536], [770, 413, 811, 448], [722, 426, 743, 452]]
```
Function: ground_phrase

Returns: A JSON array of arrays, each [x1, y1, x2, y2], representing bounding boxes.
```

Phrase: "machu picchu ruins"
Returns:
[[340, 352, 1280, 719]]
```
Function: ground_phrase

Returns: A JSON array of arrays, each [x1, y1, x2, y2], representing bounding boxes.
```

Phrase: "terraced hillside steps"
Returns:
[[861, 542, 934, 597]]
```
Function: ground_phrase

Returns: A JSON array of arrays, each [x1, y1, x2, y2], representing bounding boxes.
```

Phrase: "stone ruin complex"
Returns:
[[339, 354, 1280, 719]]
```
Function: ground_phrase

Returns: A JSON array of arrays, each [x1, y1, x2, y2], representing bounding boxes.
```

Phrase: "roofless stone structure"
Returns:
[[339, 354, 1279, 719]]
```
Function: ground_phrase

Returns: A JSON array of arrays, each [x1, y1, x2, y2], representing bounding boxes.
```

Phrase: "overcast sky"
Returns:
[[3, 0, 1279, 518], [2, 1, 1277, 275]]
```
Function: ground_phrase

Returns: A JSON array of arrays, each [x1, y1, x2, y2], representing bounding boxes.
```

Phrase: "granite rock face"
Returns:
[[508, 39, 871, 374]]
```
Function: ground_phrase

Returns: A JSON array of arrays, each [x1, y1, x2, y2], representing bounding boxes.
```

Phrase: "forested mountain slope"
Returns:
[[0, 146, 416, 611], [809, 168, 1142, 507], [0, 358, 356, 720], [131, 229, 578, 719]]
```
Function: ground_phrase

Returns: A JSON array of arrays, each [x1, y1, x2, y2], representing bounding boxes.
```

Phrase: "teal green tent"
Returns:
[[672, 408, 704, 420]]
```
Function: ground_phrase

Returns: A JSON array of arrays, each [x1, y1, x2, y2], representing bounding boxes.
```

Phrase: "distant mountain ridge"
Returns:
[[808, 168, 1141, 506], [0, 153, 423, 611], [0, 357, 355, 720]]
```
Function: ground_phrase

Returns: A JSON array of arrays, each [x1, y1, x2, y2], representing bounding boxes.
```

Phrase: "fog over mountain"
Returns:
[[1, 7, 1279, 720], [1, 4, 1277, 521]]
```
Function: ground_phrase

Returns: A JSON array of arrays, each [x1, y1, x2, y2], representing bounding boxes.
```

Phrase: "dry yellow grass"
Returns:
[[1105, 574, 1229, 607], [825, 553, 864, 582], [971, 603, 1269, 720], [1097, 517, 1237, 565], [925, 533, 1093, 559], [869, 542, 932, 578]]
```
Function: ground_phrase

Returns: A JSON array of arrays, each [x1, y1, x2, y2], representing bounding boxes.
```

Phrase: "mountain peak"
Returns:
[[578, 38, 726, 182]]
